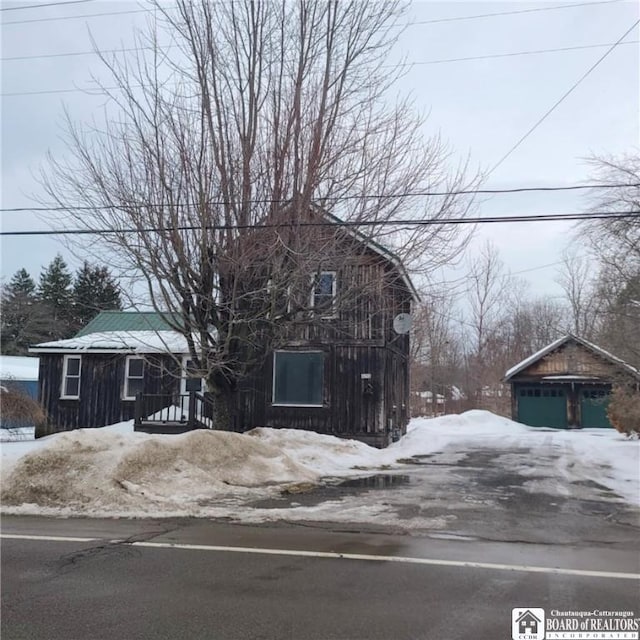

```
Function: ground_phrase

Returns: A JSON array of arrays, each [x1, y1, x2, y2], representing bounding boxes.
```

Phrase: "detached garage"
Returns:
[[504, 334, 640, 429]]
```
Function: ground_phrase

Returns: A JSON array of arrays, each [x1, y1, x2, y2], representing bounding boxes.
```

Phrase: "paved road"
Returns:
[[2, 516, 639, 640]]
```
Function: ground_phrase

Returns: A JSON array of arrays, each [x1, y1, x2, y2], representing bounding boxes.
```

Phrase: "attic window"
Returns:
[[311, 271, 337, 316], [61, 355, 81, 399]]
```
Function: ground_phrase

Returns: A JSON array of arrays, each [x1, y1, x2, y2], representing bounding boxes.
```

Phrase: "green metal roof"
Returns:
[[75, 311, 180, 336]]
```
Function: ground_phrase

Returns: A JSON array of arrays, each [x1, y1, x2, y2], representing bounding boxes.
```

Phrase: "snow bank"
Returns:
[[1, 410, 638, 519], [386, 410, 531, 461], [1, 424, 317, 516], [247, 427, 383, 475], [1, 427, 35, 442]]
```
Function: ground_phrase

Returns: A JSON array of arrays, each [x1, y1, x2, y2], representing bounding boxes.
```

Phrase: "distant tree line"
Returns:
[[1, 254, 122, 355], [410, 152, 640, 423]]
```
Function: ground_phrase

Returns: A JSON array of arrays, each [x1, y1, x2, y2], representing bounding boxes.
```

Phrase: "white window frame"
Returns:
[[272, 350, 324, 408], [60, 355, 82, 399], [179, 356, 204, 395], [123, 355, 145, 400], [310, 271, 337, 318]]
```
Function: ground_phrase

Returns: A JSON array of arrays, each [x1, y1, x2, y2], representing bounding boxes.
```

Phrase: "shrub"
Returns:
[[1, 386, 47, 430], [607, 385, 640, 437]]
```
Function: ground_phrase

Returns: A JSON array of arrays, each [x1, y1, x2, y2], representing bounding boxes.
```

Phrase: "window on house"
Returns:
[[124, 356, 145, 400], [311, 271, 337, 316], [272, 351, 324, 406], [180, 357, 204, 395], [61, 355, 81, 399]]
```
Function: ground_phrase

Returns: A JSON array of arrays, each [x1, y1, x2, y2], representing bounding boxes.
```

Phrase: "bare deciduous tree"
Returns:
[[41, 0, 478, 427], [582, 152, 640, 280], [555, 249, 601, 338], [410, 289, 462, 416], [461, 242, 512, 411], [574, 150, 640, 366]]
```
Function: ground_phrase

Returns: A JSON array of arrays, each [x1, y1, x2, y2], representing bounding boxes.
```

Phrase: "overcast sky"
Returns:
[[1, 0, 638, 302]]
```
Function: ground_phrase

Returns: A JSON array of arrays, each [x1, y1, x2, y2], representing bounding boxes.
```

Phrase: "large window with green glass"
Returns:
[[272, 351, 324, 406]]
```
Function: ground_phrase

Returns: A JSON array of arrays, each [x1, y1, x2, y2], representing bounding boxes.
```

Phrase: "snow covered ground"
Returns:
[[1, 412, 638, 525]]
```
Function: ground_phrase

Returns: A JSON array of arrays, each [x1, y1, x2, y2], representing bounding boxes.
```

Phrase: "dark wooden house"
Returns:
[[504, 334, 640, 429], [30, 324, 197, 437], [31, 219, 417, 447]]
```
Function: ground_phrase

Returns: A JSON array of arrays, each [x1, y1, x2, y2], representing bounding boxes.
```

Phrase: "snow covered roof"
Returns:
[[504, 334, 640, 381], [0, 356, 40, 381], [29, 331, 192, 354]]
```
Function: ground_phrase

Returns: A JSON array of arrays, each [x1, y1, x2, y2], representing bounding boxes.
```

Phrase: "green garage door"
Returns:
[[518, 387, 567, 428], [580, 389, 612, 428]]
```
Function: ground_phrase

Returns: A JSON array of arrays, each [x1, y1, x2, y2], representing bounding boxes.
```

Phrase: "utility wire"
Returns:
[[1, 211, 638, 237], [489, 19, 640, 174], [1, 0, 621, 26], [7, 35, 639, 95], [1, 182, 637, 213], [0, 0, 94, 11], [2, 44, 153, 62], [2, 7, 146, 25], [409, 0, 622, 25], [400, 41, 638, 67], [3, 40, 638, 66]]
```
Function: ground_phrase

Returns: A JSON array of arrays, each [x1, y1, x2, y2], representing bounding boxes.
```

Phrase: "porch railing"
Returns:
[[134, 392, 216, 431]]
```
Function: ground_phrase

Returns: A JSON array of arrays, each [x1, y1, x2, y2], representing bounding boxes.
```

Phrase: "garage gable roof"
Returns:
[[504, 334, 640, 382]]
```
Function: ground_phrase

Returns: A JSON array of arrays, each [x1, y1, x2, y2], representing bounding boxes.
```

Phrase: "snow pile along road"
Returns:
[[1, 424, 318, 517], [1, 410, 638, 520]]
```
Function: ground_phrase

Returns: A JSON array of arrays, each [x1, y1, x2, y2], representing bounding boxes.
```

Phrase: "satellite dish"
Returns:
[[393, 313, 412, 335]]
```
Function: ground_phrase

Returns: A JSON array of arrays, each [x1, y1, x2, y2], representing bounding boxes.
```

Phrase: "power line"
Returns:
[[489, 19, 640, 174], [4, 40, 638, 66], [2, 44, 152, 62], [2, 84, 127, 97], [1, 182, 637, 213], [2, 7, 146, 25], [401, 41, 638, 67], [409, 0, 623, 25], [1, 211, 638, 237], [2, 0, 622, 26], [8, 36, 639, 95], [0, 0, 94, 11]]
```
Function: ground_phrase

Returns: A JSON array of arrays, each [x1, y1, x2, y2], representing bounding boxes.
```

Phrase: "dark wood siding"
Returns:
[[508, 341, 631, 429], [235, 339, 410, 447], [38, 353, 181, 436], [228, 249, 413, 447], [37, 230, 414, 447]]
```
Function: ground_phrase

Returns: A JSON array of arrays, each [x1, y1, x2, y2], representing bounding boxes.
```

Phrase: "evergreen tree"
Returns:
[[7, 268, 36, 297], [38, 254, 74, 339], [1, 269, 50, 354], [72, 262, 122, 330]]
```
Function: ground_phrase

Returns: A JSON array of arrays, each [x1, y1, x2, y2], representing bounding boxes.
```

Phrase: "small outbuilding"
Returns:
[[504, 334, 640, 429], [0, 355, 41, 432], [0, 355, 40, 399]]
